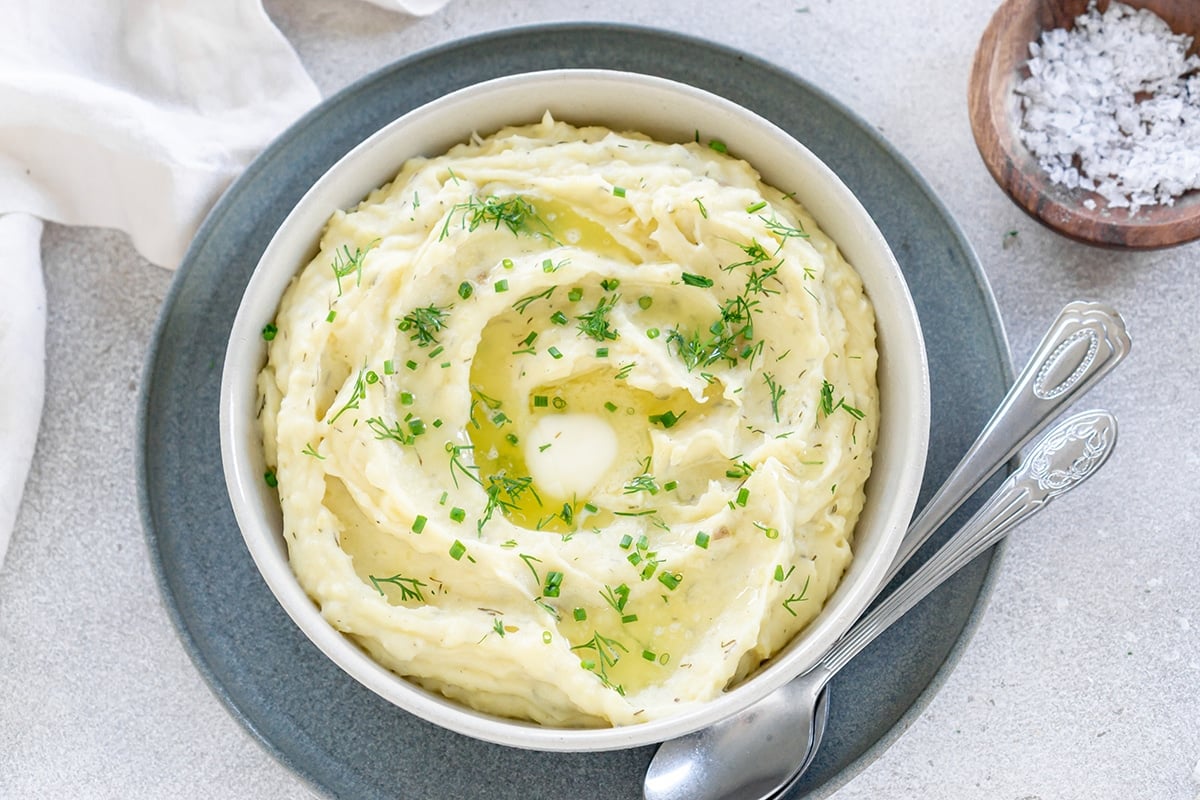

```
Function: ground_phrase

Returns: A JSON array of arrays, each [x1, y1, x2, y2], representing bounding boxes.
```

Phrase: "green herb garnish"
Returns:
[[782, 576, 812, 616], [513, 285, 556, 314], [369, 573, 427, 602], [576, 294, 620, 342], [763, 373, 785, 422], [330, 240, 378, 296], [398, 304, 451, 348]]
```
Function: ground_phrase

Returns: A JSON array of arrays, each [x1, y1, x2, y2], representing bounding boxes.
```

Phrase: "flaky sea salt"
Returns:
[[1015, 1, 1200, 213]]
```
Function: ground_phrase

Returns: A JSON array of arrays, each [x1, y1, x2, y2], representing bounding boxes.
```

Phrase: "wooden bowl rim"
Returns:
[[968, 0, 1200, 250]]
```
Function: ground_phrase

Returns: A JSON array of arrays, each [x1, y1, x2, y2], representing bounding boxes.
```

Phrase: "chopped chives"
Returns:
[[406, 359, 418, 371], [680, 272, 714, 288], [746, 200, 767, 213], [619, 534, 633, 550], [600, 278, 620, 291], [567, 287, 583, 302], [449, 507, 466, 523], [663, 480, 678, 492], [533, 395, 549, 408], [642, 649, 657, 662], [637, 296, 653, 310], [604, 401, 618, 413], [261, 323, 278, 341], [658, 571, 682, 590], [383, 359, 395, 375], [548, 346, 563, 359], [649, 410, 685, 428], [612, 186, 626, 197], [408, 418, 426, 436], [754, 521, 780, 540], [551, 396, 566, 409], [325, 310, 337, 323], [708, 139, 728, 153], [263, 470, 278, 488], [543, 571, 564, 598], [574, 607, 588, 621], [736, 487, 750, 506], [411, 514, 428, 533], [646, 327, 660, 339], [494, 279, 509, 293], [550, 311, 568, 326], [449, 539, 467, 559], [695, 531, 711, 549], [502, 258, 514, 269], [622, 614, 639, 624], [457, 281, 473, 299], [595, 347, 609, 358]]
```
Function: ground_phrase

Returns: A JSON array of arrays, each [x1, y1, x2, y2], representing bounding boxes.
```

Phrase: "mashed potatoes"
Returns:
[[258, 114, 878, 727]]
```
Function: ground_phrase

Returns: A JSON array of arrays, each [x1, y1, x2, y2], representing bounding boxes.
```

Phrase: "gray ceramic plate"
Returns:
[[138, 23, 1012, 800]]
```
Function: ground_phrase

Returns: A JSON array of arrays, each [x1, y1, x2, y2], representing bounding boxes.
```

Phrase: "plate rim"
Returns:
[[137, 20, 1013, 800]]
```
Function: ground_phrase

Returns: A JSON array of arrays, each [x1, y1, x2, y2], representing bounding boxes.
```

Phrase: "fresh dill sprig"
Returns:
[[576, 293, 621, 342], [330, 240, 378, 296], [722, 238, 772, 272], [479, 473, 541, 533], [439, 194, 559, 243], [366, 416, 416, 446], [512, 285, 556, 314], [571, 630, 628, 695], [763, 373, 785, 423], [446, 442, 482, 488], [368, 573, 427, 602], [328, 368, 369, 424], [782, 576, 812, 616], [819, 379, 865, 420], [398, 303, 451, 348], [623, 472, 660, 496]]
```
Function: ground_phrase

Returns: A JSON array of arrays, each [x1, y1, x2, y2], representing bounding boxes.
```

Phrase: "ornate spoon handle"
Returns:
[[887, 301, 1130, 584], [819, 409, 1118, 678]]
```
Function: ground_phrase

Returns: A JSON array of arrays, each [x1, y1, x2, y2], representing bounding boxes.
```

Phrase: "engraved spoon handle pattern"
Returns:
[[819, 409, 1118, 679], [887, 301, 1130, 584], [760, 410, 1120, 800]]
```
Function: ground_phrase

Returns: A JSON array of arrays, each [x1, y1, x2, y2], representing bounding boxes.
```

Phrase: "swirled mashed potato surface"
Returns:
[[259, 114, 878, 727]]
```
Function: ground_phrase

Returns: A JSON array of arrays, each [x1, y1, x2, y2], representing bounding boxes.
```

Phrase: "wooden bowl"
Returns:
[[969, 0, 1200, 249]]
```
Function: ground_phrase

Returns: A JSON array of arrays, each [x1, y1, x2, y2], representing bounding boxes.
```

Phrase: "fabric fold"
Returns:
[[0, 0, 449, 568]]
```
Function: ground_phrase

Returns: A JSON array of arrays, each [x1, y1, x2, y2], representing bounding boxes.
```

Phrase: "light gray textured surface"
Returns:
[[2, 1, 1198, 798]]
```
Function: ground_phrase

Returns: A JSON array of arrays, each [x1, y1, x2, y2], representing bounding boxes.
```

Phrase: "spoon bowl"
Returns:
[[968, 0, 1200, 248], [643, 301, 1130, 800], [644, 408, 1119, 800]]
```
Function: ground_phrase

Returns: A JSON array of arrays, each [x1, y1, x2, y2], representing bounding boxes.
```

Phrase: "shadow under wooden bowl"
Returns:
[[969, 0, 1200, 249]]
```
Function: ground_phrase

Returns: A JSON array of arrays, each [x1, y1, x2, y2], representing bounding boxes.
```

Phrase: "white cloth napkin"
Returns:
[[0, 0, 446, 567]]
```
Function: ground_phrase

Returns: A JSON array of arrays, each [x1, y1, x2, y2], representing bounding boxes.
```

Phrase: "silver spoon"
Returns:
[[644, 300, 1130, 800], [644, 408, 1118, 800]]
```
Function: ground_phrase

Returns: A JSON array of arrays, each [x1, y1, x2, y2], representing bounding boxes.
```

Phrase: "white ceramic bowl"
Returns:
[[220, 69, 930, 752]]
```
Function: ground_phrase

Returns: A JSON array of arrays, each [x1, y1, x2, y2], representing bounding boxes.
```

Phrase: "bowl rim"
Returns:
[[219, 67, 930, 751]]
